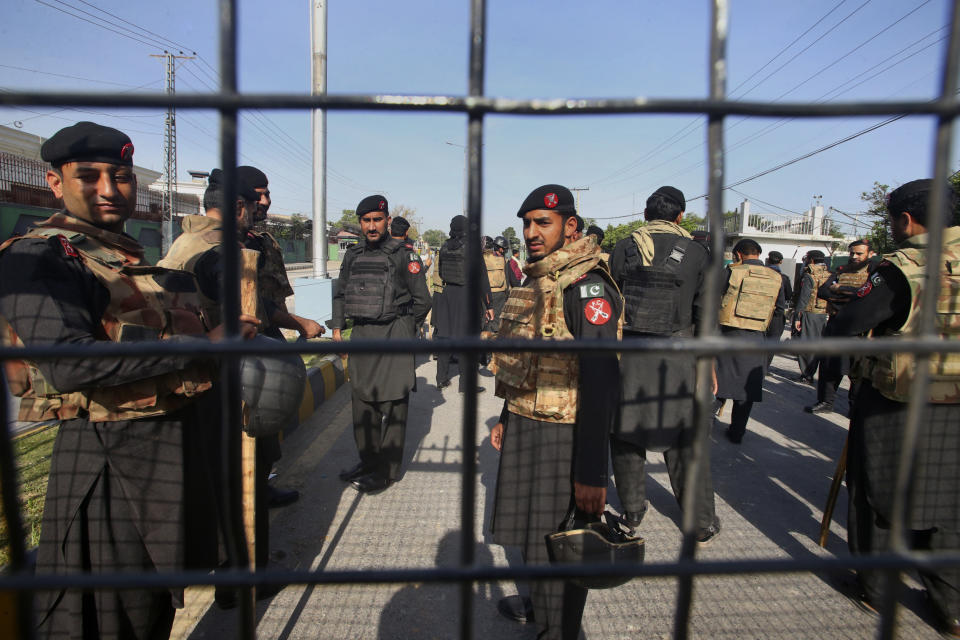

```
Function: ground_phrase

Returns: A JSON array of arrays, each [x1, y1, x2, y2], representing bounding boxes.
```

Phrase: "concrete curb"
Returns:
[[296, 356, 347, 425]]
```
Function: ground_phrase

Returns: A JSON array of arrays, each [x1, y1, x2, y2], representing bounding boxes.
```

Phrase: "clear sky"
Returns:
[[1, 0, 957, 240]]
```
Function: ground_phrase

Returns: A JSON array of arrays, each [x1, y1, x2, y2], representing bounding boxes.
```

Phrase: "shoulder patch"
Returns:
[[584, 297, 612, 325], [579, 281, 604, 298], [407, 261, 422, 274], [408, 252, 422, 263], [55, 234, 79, 259]]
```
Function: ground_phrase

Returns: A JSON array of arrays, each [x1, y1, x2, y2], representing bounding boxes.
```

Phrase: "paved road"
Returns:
[[173, 351, 944, 640]]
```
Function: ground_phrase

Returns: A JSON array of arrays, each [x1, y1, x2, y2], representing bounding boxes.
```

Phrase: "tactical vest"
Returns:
[[484, 251, 507, 292], [0, 215, 213, 422], [718, 263, 781, 331], [826, 264, 871, 315], [158, 215, 224, 325], [491, 236, 621, 424], [342, 239, 406, 322], [804, 263, 831, 313], [865, 228, 960, 403], [439, 239, 466, 285], [248, 230, 293, 309], [430, 255, 445, 294], [621, 235, 692, 335]]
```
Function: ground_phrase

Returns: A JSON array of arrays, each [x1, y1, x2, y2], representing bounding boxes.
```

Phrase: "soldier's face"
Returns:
[[254, 186, 271, 222], [848, 245, 873, 265], [522, 209, 577, 261], [46, 162, 137, 232], [360, 211, 389, 244], [237, 198, 256, 234]]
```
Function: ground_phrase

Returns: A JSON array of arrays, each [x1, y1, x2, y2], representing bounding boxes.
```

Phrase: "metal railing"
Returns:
[[1, 1, 959, 639]]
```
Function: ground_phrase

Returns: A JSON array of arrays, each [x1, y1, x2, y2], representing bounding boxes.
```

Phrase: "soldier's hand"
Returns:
[[208, 315, 260, 342], [794, 319, 802, 332], [297, 317, 325, 339], [332, 328, 346, 358], [490, 422, 503, 451], [485, 308, 495, 322], [574, 482, 606, 516]]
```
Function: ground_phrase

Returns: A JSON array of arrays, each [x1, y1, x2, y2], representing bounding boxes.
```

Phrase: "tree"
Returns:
[[390, 204, 419, 240], [861, 182, 895, 254], [679, 213, 705, 233], [601, 220, 645, 252], [422, 229, 447, 249], [501, 226, 519, 245], [328, 209, 360, 235]]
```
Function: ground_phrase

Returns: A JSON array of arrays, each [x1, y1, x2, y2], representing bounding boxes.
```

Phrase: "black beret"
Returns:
[[207, 168, 259, 202], [390, 217, 410, 235], [237, 165, 268, 189], [41, 121, 134, 168], [516, 184, 576, 218], [651, 186, 685, 210], [767, 251, 783, 262], [586, 225, 604, 243], [357, 195, 388, 217]]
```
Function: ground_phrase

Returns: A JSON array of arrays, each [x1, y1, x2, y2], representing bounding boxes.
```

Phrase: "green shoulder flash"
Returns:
[[579, 281, 604, 298]]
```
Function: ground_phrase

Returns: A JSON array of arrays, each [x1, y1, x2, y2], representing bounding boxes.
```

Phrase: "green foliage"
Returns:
[[0, 425, 58, 566], [422, 228, 447, 248], [329, 209, 360, 235], [680, 213, 705, 233], [861, 182, 896, 254], [601, 219, 644, 252]]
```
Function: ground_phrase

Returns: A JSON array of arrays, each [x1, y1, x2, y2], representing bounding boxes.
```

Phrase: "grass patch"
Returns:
[[0, 425, 57, 567]]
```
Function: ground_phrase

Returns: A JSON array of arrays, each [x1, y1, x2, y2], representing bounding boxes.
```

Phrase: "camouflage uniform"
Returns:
[[490, 235, 622, 640], [831, 226, 960, 627], [0, 213, 220, 639]]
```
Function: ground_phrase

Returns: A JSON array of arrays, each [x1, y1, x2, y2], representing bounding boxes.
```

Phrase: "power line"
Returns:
[[727, 189, 803, 216], [68, 0, 195, 52], [33, 0, 163, 50]]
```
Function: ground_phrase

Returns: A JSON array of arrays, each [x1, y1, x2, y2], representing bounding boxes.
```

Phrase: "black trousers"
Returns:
[[765, 310, 786, 368], [351, 390, 408, 480], [726, 399, 754, 441], [435, 338, 475, 391], [610, 437, 717, 531]]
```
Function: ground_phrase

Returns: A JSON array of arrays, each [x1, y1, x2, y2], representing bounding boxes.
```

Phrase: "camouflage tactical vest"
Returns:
[[158, 214, 223, 324], [826, 264, 871, 315], [0, 214, 213, 422], [804, 263, 831, 313], [439, 239, 466, 285], [490, 236, 621, 424], [865, 227, 960, 403], [248, 230, 293, 311], [718, 263, 781, 331], [484, 251, 507, 292]]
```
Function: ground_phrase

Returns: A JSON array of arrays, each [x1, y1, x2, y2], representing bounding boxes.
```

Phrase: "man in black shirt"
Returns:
[[332, 195, 431, 493]]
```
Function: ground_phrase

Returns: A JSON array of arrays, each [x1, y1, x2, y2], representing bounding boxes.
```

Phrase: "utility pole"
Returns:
[[571, 187, 590, 216], [310, 0, 329, 279], [150, 51, 194, 255]]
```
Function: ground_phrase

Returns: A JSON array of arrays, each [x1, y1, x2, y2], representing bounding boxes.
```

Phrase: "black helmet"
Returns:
[[240, 335, 307, 437], [545, 510, 645, 589], [483, 235, 494, 250], [493, 236, 507, 250]]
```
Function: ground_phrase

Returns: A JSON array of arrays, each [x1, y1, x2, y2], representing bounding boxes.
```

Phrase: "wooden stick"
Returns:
[[819, 434, 849, 547], [240, 249, 259, 581]]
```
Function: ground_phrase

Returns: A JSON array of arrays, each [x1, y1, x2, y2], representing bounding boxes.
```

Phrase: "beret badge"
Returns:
[[120, 143, 134, 162], [544, 192, 558, 208]]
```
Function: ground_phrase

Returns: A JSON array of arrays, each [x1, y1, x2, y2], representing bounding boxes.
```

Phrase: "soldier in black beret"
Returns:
[[2, 122, 257, 638], [490, 184, 622, 639], [332, 195, 431, 493]]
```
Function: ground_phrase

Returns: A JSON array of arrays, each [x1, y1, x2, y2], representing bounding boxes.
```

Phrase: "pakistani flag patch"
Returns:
[[579, 282, 604, 298]]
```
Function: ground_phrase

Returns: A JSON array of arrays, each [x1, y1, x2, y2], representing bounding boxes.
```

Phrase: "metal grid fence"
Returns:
[[1, 1, 960, 639]]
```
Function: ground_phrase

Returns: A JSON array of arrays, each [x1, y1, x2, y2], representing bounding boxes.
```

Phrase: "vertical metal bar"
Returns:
[[877, 4, 960, 639], [458, 1, 486, 639], [674, 1, 728, 638], [311, 0, 329, 279], [218, 0, 255, 638], [0, 372, 33, 640]]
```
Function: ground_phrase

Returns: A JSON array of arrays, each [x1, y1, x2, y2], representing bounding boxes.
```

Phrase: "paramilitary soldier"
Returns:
[[714, 238, 784, 444], [0, 122, 258, 638], [794, 249, 832, 384], [482, 235, 511, 336], [332, 195, 431, 493], [433, 215, 494, 391], [608, 186, 720, 543], [804, 239, 875, 415], [489, 184, 622, 640], [158, 169, 290, 603], [829, 179, 960, 637], [763, 250, 793, 366]]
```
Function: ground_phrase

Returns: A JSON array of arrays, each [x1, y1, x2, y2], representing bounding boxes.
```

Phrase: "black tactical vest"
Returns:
[[343, 241, 402, 322], [439, 238, 466, 285], [621, 236, 692, 335]]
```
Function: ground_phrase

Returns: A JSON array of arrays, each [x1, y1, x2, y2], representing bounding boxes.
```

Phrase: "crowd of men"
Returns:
[[1, 120, 958, 640]]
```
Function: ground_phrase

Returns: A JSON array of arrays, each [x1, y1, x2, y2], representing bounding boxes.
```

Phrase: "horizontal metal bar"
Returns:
[[0, 335, 957, 362], [0, 91, 957, 118], [3, 552, 959, 592]]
